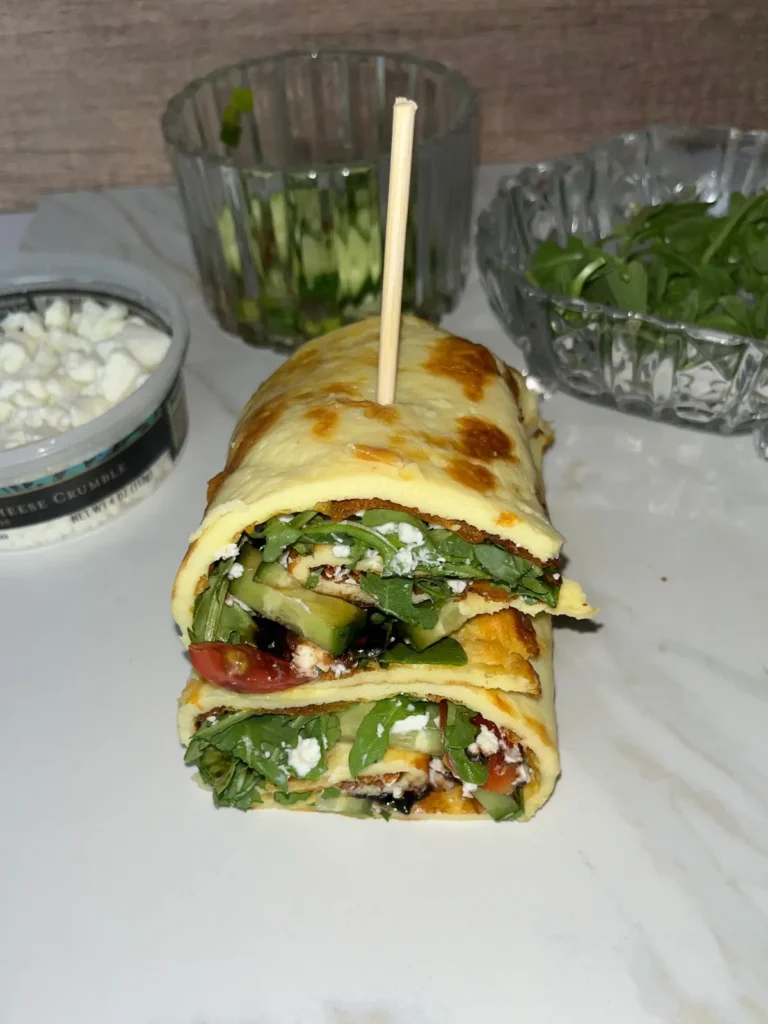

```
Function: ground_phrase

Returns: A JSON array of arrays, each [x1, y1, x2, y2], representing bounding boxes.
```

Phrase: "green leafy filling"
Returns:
[[443, 703, 489, 786], [527, 189, 768, 337], [186, 702, 527, 821], [347, 697, 436, 777], [250, 508, 559, 608], [189, 555, 255, 645], [185, 710, 340, 809]]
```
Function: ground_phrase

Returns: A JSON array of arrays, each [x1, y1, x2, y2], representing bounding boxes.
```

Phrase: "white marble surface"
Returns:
[[1, 170, 767, 1024]]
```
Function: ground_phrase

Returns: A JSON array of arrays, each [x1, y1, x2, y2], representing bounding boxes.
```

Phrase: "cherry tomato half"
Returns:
[[189, 642, 310, 693]]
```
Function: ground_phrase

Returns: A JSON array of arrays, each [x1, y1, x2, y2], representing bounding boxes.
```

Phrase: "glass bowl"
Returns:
[[476, 126, 768, 454], [162, 49, 478, 349]]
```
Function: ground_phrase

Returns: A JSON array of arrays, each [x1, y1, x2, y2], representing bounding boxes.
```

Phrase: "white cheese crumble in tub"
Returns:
[[0, 297, 171, 452]]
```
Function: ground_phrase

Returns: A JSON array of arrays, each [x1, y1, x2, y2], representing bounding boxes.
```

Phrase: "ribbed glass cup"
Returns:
[[162, 50, 477, 348]]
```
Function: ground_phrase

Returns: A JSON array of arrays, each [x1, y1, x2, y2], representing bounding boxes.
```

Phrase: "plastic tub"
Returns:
[[0, 253, 190, 550]]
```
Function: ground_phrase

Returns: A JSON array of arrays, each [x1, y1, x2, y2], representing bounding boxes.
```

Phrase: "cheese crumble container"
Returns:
[[0, 254, 189, 550]]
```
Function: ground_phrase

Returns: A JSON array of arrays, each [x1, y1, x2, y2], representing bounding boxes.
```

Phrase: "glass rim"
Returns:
[[161, 48, 478, 173]]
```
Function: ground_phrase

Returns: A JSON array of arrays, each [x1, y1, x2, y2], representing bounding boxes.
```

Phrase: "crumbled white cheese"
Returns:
[[396, 522, 424, 546], [101, 349, 142, 403], [227, 562, 244, 579], [446, 579, 468, 594], [390, 546, 420, 575], [390, 713, 430, 735], [462, 782, 478, 799], [288, 737, 322, 777], [43, 297, 70, 330], [0, 297, 171, 452], [373, 521, 425, 545], [277, 514, 293, 523], [332, 543, 351, 558], [376, 723, 384, 738], [468, 724, 500, 757], [330, 662, 350, 678], [0, 340, 28, 375], [213, 542, 239, 561], [503, 743, 524, 764]]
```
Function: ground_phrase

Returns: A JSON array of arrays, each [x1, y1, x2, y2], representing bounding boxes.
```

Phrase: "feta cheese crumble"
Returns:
[[332, 543, 352, 557], [214, 543, 239, 561], [446, 579, 468, 594], [468, 724, 500, 757], [390, 713, 431, 735], [0, 297, 171, 452], [288, 737, 322, 777], [227, 562, 245, 579]]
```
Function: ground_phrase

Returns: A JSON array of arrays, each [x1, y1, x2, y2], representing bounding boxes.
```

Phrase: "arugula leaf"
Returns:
[[359, 575, 439, 628], [274, 790, 314, 806], [217, 599, 256, 645], [474, 544, 532, 586], [254, 511, 319, 562], [427, 528, 474, 562], [189, 557, 237, 643], [302, 521, 398, 561], [196, 745, 263, 810], [413, 578, 453, 603], [219, 87, 254, 148], [348, 697, 430, 776], [474, 544, 558, 607], [604, 260, 648, 314], [360, 508, 424, 529], [380, 638, 468, 666], [443, 704, 488, 786]]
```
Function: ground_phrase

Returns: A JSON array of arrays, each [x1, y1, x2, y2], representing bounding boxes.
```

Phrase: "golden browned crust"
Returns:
[[455, 608, 542, 697]]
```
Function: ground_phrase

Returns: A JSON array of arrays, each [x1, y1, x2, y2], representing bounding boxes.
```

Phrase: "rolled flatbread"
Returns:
[[171, 316, 592, 821]]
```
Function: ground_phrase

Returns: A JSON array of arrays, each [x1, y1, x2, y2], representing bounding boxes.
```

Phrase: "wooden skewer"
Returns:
[[376, 97, 418, 406]]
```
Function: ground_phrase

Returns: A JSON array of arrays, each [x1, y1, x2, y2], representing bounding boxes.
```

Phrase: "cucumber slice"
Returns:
[[473, 789, 525, 822], [402, 600, 472, 651], [230, 558, 366, 655], [386, 723, 442, 756], [315, 788, 373, 818], [254, 559, 300, 589], [338, 702, 373, 741]]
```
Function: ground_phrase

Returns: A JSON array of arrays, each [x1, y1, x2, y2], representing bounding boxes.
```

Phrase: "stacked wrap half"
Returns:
[[172, 316, 593, 821]]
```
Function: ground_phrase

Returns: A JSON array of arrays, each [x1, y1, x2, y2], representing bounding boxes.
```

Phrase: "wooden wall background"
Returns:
[[3, 0, 768, 210]]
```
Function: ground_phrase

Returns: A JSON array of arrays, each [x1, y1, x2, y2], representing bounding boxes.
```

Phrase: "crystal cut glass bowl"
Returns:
[[476, 126, 768, 456]]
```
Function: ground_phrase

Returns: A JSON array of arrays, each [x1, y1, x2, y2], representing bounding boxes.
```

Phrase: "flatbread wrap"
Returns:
[[172, 316, 591, 821]]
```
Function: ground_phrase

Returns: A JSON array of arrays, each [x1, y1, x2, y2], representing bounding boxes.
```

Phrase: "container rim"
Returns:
[[476, 125, 768, 356], [161, 48, 478, 173], [0, 253, 190, 481]]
